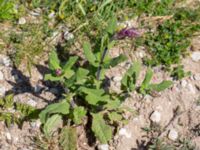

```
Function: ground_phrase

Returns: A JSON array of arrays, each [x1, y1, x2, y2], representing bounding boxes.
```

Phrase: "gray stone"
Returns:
[[0, 86, 6, 96]]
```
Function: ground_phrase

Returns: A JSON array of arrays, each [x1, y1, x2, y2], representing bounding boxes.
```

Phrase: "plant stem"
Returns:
[[96, 47, 108, 80]]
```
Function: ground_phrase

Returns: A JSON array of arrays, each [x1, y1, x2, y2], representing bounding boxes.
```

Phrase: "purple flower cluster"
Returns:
[[115, 27, 140, 40], [55, 69, 62, 76]]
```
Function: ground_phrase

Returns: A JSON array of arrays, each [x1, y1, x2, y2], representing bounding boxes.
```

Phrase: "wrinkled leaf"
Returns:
[[49, 50, 60, 70], [109, 54, 127, 67], [83, 42, 97, 66], [39, 101, 70, 124], [108, 112, 122, 123], [121, 62, 141, 92], [44, 74, 62, 81], [150, 80, 173, 92], [106, 15, 117, 34], [43, 114, 62, 137], [141, 68, 153, 89], [73, 106, 87, 124], [59, 126, 77, 150], [63, 56, 78, 71], [76, 68, 89, 84], [92, 113, 112, 144]]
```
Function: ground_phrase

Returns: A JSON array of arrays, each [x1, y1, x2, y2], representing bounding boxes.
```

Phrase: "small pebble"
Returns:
[[191, 52, 200, 62], [18, 17, 26, 25], [181, 80, 187, 88], [5, 132, 12, 143], [119, 128, 132, 138], [168, 129, 178, 141], [150, 110, 161, 123], [112, 76, 122, 82], [0, 70, 4, 80], [0, 86, 6, 96], [64, 32, 74, 41], [187, 83, 196, 94], [98, 144, 109, 150], [27, 99, 37, 107], [194, 74, 200, 81], [0, 56, 11, 66]]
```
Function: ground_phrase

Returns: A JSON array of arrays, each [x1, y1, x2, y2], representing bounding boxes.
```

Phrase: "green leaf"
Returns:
[[106, 15, 117, 34], [59, 126, 77, 150], [44, 74, 61, 81], [83, 42, 97, 66], [43, 114, 62, 137], [63, 69, 75, 79], [73, 106, 87, 124], [109, 54, 127, 67], [141, 68, 153, 89], [121, 62, 141, 92], [150, 80, 173, 92], [76, 68, 89, 84], [92, 113, 112, 144], [39, 101, 70, 124], [104, 99, 121, 110], [108, 112, 122, 123], [63, 56, 78, 71], [49, 50, 60, 70]]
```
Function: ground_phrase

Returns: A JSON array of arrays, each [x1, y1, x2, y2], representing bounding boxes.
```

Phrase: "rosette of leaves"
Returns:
[[121, 62, 173, 95], [40, 16, 172, 149]]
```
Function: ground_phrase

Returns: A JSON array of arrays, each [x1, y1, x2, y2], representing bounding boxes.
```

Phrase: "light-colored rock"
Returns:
[[0, 70, 4, 80], [64, 32, 74, 41], [5, 132, 12, 141], [0, 86, 6, 96], [30, 120, 41, 128], [168, 129, 178, 141], [98, 144, 109, 150], [119, 128, 132, 138], [113, 76, 122, 82], [181, 80, 187, 88], [187, 83, 196, 94], [191, 52, 200, 62], [0, 55, 11, 66], [27, 99, 37, 107], [150, 110, 161, 123], [194, 74, 200, 81], [18, 17, 26, 25]]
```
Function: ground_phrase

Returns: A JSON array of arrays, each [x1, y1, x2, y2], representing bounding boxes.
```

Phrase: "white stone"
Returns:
[[18, 17, 26, 25], [0, 86, 6, 96], [187, 83, 196, 94], [119, 128, 132, 138], [191, 52, 200, 62], [0, 71, 4, 80], [30, 120, 41, 128], [150, 110, 161, 123], [98, 144, 109, 150], [168, 129, 178, 141], [113, 76, 122, 82], [64, 32, 74, 41], [0, 56, 11, 66], [27, 99, 37, 107], [5, 132, 12, 141], [194, 74, 200, 81], [181, 80, 187, 88]]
